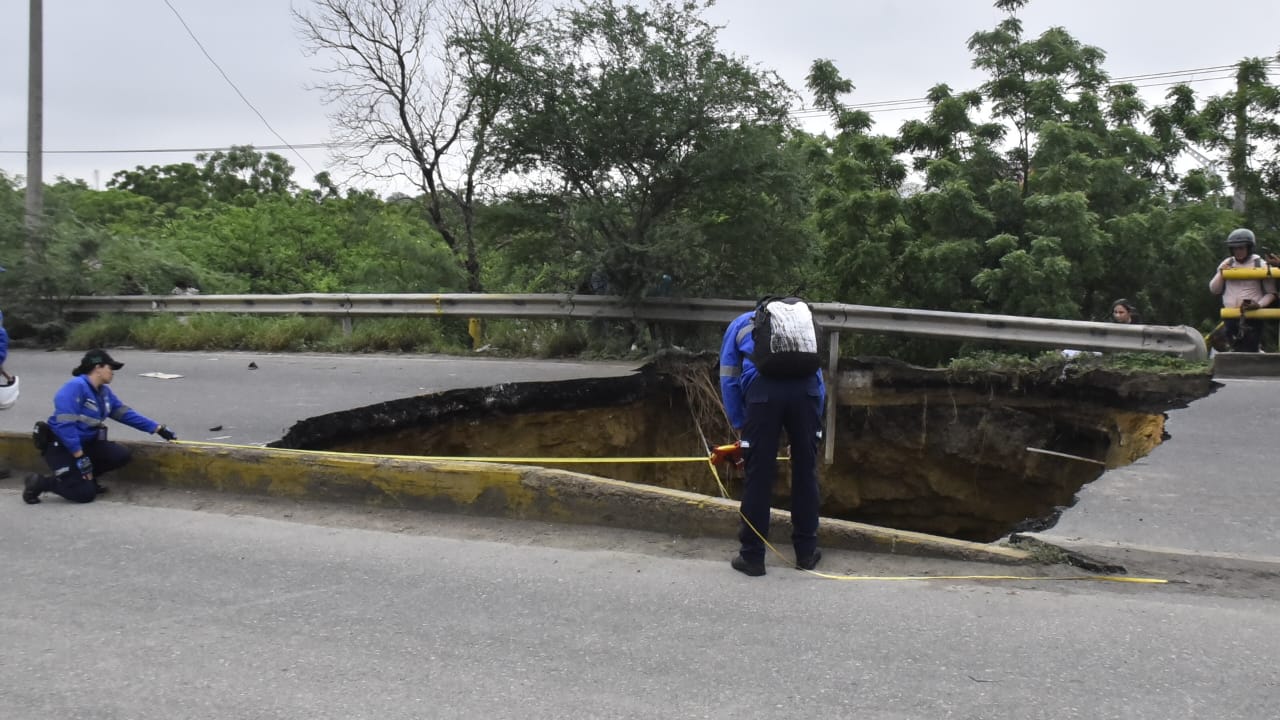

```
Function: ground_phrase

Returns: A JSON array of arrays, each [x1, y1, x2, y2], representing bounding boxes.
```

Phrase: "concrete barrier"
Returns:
[[1212, 352, 1280, 378], [0, 433, 1030, 565]]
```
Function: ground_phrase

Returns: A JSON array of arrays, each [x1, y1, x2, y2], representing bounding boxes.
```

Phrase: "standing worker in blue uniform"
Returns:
[[23, 349, 178, 505], [719, 297, 826, 576]]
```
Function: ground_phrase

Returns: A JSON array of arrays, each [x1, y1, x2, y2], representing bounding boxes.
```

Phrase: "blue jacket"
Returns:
[[0, 309, 8, 366], [49, 376, 159, 455], [719, 310, 825, 430]]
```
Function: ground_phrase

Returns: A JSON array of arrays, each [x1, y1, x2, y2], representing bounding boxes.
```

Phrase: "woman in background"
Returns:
[[1110, 299, 1141, 324]]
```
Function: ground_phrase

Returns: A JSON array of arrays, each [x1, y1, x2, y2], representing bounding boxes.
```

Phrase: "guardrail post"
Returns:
[[824, 330, 839, 466], [341, 317, 353, 337]]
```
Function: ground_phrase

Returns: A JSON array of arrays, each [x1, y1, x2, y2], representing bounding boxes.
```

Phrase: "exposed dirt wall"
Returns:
[[275, 355, 1216, 541]]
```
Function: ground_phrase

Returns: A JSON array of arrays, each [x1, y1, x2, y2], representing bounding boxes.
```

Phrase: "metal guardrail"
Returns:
[[809, 303, 1208, 360], [63, 293, 1209, 360]]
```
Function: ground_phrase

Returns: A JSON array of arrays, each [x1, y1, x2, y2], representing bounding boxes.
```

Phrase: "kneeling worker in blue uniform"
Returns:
[[719, 297, 825, 576], [23, 349, 177, 504]]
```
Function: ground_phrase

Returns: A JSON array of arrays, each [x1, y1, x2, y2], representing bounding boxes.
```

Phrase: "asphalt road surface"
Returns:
[[2, 349, 1278, 718], [1041, 377, 1280, 562], [1, 495, 1277, 720], [0, 349, 640, 446]]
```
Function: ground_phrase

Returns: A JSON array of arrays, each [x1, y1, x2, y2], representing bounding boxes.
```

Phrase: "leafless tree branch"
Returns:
[[296, 0, 541, 291]]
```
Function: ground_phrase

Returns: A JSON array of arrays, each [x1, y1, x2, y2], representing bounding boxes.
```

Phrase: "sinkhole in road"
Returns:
[[273, 353, 1216, 542]]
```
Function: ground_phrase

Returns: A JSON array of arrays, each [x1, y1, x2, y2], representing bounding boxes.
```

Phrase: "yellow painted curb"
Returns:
[[0, 433, 1030, 565]]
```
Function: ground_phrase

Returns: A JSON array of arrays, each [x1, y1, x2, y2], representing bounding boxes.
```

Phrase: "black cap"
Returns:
[[73, 349, 124, 376]]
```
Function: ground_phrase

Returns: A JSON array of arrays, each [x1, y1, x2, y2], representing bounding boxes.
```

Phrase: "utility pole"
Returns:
[[25, 0, 44, 246]]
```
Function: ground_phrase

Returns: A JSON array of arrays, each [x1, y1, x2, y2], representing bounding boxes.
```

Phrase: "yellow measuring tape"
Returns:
[[172, 439, 1167, 584], [175, 440, 718, 465], [701, 458, 1166, 584]]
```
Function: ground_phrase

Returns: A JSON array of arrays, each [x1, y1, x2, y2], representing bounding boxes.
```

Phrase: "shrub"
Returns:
[[344, 317, 457, 353], [66, 314, 139, 348], [247, 316, 337, 352]]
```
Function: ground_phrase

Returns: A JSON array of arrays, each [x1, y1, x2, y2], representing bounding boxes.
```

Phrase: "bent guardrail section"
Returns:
[[62, 293, 1208, 360]]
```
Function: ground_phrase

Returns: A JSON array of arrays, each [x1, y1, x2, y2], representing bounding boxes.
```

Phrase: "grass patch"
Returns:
[[1098, 352, 1209, 374], [946, 349, 1210, 376], [67, 313, 557, 356], [340, 317, 462, 354], [542, 323, 589, 358], [132, 315, 247, 351], [946, 350, 1063, 374], [66, 314, 139, 348], [67, 314, 459, 354], [476, 319, 661, 359], [247, 316, 338, 352], [488, 319, 551, 356]]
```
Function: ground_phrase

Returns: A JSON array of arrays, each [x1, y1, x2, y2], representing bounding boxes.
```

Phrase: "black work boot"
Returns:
[[22, 473, 46, 505], [731, 554, 766, 577], [796, 548, 823, 571]]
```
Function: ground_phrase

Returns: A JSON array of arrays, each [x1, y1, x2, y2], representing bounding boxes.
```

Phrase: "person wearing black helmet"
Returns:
[[1209, 228, 1277, 353], [22, 349, 178, 505]]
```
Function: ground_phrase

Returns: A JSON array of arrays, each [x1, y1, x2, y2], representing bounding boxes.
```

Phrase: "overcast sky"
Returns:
[[2, 0, 1277, 196]]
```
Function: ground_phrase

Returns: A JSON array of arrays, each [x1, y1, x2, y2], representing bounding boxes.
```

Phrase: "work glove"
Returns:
[[1268, 252, 1280, 268], [1241, 298, 1260, 312], [155, 425, 178, 441], [75, 455, 94, 481]]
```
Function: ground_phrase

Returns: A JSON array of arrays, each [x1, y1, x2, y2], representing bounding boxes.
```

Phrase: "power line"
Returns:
[[161, 0, 317, 175], [0, 143, 338, 156], [787, 62, 1279, 119], [1129, 74, 1240, 89], [2, 61, 1276, 157], [1114, 64, 1245, 81]]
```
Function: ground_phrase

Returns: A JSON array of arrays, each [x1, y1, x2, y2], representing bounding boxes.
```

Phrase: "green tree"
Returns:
[[108, 146, 299, 212], [106, 162, 210, 213], [968, 0, 1108, 200], [196, 146, 298, 202], [963, 0, 1158, 320], [1160, 59, 1280, 235], [807, 0, 1229, 332], [156, 192, 464, 294], [492, 0, 803, 299], [805, 59, 911, 307], [897, 84, 1008, 313]]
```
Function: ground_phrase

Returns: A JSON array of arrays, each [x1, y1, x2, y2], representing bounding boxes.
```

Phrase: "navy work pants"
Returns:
[[738, 374, 824, 563], [40, 440, 133, 503]]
